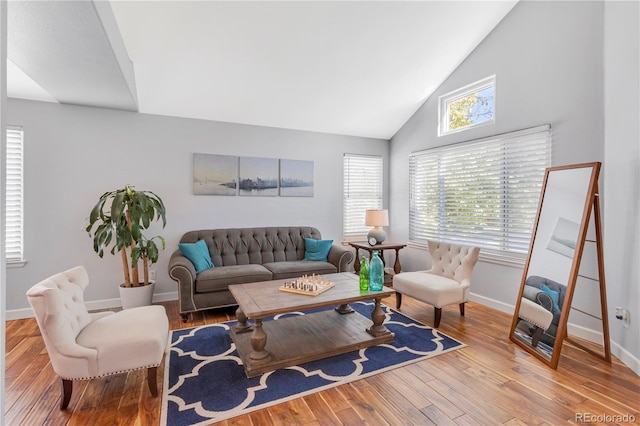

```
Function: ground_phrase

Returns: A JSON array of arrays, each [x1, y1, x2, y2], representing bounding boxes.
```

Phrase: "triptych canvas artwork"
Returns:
[[193, 153, 314, 197]]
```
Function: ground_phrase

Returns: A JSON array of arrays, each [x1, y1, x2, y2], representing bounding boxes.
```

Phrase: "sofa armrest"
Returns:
[[327, 244, 354, 272], [522, 285, 553, 313], [168, 250, 197, 313]]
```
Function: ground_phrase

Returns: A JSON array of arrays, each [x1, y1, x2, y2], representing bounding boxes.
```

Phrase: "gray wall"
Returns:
[[389, 0, 640, 371], [6, 99, 388, 314], [603, 1, 640, 372]]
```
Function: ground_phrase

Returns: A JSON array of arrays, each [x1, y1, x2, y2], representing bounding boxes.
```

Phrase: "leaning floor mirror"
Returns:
[[509, 162, 611, 369]]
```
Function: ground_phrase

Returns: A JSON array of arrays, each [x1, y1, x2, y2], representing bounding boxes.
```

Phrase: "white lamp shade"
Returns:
[[365, 209, 389, 227]]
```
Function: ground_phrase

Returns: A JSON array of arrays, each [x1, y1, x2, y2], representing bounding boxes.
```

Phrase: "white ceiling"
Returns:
[[7, 1, 517, 139]]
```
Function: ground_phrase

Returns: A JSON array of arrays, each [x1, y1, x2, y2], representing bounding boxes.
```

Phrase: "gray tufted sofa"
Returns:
[[521, 275, 567, 346], [168, 226, 354, 322]]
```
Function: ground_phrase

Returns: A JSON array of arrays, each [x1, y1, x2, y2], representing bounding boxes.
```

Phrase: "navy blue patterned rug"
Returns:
[[161, 302, 465, 425]]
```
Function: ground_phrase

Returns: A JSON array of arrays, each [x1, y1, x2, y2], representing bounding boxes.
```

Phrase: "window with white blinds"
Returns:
[[6, 126, 24, 264], [409, 125, 551, 259], [343, 154, 383, 240]]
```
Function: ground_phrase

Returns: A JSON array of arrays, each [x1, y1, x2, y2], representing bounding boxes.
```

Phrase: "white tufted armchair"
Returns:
[[393, 240, 480, 328], [26, 266, 169, 409]]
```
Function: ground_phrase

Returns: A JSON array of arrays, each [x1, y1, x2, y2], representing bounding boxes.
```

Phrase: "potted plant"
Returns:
[[86, 184, 166, 308]]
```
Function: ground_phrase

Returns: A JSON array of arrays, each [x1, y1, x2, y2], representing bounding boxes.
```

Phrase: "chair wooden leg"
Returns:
[[181, 313, 190, 323], [459, 302, 465, 316], [60, 379, 72, 410], [531, 327, 544, 348], [148, 366, 159, 397], [396, 293, 402, 309], [434, 307, 442, 328]]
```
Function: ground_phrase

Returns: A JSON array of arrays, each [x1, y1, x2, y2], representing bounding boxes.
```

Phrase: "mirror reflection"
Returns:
[[511, 165, 597, 363]]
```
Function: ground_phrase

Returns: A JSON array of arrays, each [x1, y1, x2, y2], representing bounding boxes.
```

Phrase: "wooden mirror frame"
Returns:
[[509, 162, 611, 369]]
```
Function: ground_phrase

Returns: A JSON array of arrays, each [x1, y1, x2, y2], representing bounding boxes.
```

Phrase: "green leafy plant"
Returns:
[[86, 185, 167, 287]]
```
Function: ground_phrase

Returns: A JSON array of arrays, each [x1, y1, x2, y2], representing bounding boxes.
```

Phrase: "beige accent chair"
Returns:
[[393, 240, 480, 328], [518, 298, 554, 348], [26, 266, 169, 409]]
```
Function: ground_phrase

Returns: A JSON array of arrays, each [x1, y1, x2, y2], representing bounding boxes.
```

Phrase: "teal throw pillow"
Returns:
[[540, 284, 561, 313], [179, 239, 214, 274], [304, 238, 333, 262]]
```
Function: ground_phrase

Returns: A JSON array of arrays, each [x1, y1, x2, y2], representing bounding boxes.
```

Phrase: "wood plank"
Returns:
[[4, 366, 58, 426], [248, 406, 274, 425], [114, 370, 146, 425], [334, 407, 365, 425], [420, 404, 454, 425], [67, 379, 109, 426], [318, 386, 352, 413], [376, 368, 433, 409], [90, 374, 128, 425], [302, 391, 344, 425], [353, 380, 414, 425], [365, 374, 438, 424], [284, 397, 316, 424], [4, 353, 52, 408], [338, 382, 391, 425]]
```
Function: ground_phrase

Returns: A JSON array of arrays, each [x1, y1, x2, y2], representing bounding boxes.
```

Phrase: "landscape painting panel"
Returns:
[[239, 157, 279, 196], [546, 216, 579, 258], [280, 159, 314, 197], [193, 153, 237, 195]]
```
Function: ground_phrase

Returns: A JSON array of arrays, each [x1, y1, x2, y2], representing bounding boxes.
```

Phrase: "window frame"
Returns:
[[438, 75, 496, 137], [6, 126, 25, 267], [409, 125, 551, 265], [343, 154, 383, 242]]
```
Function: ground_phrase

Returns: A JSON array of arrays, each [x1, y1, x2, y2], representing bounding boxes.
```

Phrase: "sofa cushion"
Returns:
[[304, 238, 333, 261], [263, 260, 337, 280], [179, 240, 214, 274], [540, 284, 561, 313], [195, 264, 273, 293]]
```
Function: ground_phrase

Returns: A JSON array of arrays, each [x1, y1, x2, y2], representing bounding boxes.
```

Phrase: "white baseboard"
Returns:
[[6, 307, 34, 321], [611, 341, 640, 376], [7, 291, 178, 320], [566, 322, 604, 346], [469, 292, 514, 315]]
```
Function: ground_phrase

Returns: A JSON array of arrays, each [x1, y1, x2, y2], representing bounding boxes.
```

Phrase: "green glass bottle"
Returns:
[[359, 256, 369, 291], [369, 251, 384, 291]]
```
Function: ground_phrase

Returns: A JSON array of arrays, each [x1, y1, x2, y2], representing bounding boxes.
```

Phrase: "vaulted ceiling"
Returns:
[[7, 1, 517, 139]]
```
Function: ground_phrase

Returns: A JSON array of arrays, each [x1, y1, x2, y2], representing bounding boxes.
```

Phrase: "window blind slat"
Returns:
[[409, 125, 551, 255]]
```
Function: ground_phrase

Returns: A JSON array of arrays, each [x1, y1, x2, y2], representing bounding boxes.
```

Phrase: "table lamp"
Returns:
[[365, 209, 389, 245]]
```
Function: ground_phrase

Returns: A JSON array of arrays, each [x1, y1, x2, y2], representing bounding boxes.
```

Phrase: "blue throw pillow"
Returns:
[[540, 284, 561, 313], [304, 238, 333, 262], [179, 239, 214, 274]]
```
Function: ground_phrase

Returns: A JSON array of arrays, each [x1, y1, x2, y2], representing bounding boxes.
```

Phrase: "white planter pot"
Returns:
[[119, 281, 155, 309]]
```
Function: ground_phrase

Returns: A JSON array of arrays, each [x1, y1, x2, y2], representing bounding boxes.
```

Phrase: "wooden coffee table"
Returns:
[[228, 272, 395, 377]]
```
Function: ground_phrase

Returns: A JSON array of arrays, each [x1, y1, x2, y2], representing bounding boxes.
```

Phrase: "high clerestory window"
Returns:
[[439, 75, 496, 136], [409, 125, 551, 263]]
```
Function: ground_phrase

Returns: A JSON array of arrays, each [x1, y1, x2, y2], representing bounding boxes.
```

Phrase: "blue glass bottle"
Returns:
[[369, 251, 384, 291], [359, 256, 369, 291]]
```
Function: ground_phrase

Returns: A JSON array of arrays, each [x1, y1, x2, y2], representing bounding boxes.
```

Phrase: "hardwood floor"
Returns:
[[5, 298, 639, 425]]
